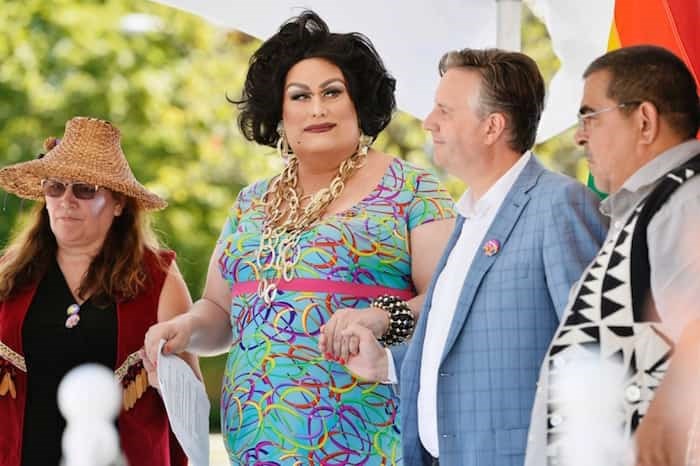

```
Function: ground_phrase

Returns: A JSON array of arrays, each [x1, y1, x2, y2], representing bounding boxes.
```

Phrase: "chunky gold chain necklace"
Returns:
[[255, 147, 367, 305]]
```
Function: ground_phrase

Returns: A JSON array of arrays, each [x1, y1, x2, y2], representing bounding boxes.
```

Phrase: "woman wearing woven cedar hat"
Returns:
[[143, 10, 455, 465], [0, 116, 199, 466]]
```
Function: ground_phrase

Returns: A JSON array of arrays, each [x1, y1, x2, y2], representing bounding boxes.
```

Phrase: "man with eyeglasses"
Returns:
[[525, 45, 700, 466]]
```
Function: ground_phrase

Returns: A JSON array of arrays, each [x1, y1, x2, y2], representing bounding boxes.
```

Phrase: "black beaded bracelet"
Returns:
[[372, 295, 416, 346]]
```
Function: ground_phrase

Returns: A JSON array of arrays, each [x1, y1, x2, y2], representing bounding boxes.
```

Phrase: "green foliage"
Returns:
[[0, 0, 272, 431], [0, 0, 582, 431], [2, 0, 276, 289]]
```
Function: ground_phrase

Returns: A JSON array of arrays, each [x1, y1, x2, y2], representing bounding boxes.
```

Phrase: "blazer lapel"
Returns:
[[439, 156, 546, 362]]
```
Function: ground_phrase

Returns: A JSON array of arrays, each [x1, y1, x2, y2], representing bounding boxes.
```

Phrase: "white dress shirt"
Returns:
[[416, 152, 531, 457]]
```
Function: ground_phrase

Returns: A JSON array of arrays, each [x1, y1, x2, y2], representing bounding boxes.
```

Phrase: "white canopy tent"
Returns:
[[151, 0, 614, 143]]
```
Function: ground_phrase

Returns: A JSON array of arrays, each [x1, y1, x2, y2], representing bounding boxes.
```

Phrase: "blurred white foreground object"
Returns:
[[553, 353, 635, 466], [58, 364, 123, 466]]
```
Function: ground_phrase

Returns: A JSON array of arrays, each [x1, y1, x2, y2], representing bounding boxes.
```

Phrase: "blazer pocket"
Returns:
[[495, 427, 529, 456]]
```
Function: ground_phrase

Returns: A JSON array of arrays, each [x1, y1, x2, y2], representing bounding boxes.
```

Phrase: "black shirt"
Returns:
[[20, 259, 117, 466]]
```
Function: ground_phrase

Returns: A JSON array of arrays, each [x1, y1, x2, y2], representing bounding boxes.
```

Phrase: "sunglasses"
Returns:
[[41, 179, 101, 200]]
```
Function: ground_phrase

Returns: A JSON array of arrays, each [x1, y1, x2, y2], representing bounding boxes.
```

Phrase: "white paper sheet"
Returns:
[[156, 339, 210, 466]]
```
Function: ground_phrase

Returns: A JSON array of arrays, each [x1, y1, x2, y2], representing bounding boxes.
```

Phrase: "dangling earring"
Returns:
[[276, 122, 293, 159], [358, 131, 373, 156]]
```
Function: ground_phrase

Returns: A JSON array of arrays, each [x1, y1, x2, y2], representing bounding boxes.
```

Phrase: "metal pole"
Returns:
[[496, 0, 522, 51]]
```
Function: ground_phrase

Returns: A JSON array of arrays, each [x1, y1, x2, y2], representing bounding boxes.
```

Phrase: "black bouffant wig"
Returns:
[[234, 10, 396, 147]]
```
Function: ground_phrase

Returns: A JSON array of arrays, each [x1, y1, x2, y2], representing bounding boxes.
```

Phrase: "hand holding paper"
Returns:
[[156, 339, 210, 466]]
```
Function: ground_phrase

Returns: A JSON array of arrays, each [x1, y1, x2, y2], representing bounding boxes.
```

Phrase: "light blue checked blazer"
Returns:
[[396, 156, 608, 466]]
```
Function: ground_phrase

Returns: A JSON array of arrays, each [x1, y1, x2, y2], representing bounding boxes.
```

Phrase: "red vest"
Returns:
[[0, 250, 186, 466]]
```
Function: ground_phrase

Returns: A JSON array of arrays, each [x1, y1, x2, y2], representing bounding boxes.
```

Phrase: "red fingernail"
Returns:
[[338, 358, 346, 365]]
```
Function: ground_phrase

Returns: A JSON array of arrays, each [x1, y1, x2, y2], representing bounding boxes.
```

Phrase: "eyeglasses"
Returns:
[[576, 101, 641, 131], [41, 179, 101, 200]]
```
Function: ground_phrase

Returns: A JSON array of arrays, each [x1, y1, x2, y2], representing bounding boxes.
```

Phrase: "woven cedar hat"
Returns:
[[0, 116, 166, 211]]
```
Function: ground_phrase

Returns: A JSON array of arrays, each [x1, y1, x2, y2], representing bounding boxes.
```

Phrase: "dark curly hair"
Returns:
[[233, 10, 396, 147]]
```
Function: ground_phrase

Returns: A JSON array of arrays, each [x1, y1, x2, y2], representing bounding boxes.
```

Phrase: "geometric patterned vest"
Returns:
[[544, 153, 700, 463]]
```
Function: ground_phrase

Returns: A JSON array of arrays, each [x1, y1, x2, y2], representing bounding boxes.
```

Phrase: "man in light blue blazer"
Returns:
[[339, 48, 608, 466]]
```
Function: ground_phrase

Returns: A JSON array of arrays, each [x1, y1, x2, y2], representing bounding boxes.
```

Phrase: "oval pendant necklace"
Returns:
[[65, 303, 81, 328]]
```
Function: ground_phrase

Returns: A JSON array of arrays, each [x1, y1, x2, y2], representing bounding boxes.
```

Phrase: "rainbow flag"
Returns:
[[609, 0, 699, 91]]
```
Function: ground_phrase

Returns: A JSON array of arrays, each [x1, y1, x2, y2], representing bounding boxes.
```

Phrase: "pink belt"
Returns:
[[230, 278, 415, 300]]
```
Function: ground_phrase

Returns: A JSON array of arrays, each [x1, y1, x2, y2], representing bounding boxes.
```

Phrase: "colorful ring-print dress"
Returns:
[[217, 158, 455, 465]]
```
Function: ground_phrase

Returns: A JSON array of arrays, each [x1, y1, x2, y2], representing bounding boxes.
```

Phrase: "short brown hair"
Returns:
[[584, 45, 700, 139], [439, 48, 545, 153]]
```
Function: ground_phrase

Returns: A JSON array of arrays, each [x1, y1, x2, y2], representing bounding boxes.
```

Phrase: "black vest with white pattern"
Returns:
[[545, 153, 700, 464]]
